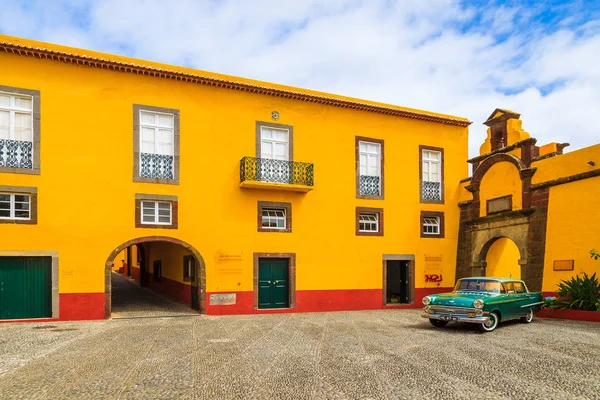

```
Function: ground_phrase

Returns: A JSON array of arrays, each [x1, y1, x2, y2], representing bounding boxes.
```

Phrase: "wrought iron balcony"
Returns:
[[0, 139, 33, 169], [140, 153, 174, 180], [422, 181, 442, 201], [359, 175, 381, 196], [240, 156, 314, 192]]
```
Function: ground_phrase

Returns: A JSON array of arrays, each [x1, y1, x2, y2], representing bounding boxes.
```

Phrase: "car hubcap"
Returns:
[[526, 310, 533, 322], [484, 315, 496, 330]]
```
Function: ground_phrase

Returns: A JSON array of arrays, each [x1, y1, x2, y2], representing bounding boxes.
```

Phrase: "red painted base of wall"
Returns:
[[1, 287, 454, 322], [131, 266, 140, 283], [0, 293, 106, 323], [60, 293, 105, 320], [537, 308, 600, 322], [149, 274, 191, 305], [206, 287, 453, 315]]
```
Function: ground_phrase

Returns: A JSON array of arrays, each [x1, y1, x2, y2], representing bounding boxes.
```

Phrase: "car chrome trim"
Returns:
[[429, 305, 479, 314], [421, 311, 490, 324], [520, 301, 544, 308]]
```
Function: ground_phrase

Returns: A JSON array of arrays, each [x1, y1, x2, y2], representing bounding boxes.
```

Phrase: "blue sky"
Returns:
[[1, 0, 599, 157]]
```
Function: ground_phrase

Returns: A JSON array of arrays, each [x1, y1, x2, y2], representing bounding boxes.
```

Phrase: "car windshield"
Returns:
[[454, 279, 504, 294]]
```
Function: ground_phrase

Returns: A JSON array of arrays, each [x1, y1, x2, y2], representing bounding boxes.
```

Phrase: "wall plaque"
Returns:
[[487, 195, 512, 214], [216, 251, 243, 262], [553, 260, 574, 271], [209, 293, 236, 306]]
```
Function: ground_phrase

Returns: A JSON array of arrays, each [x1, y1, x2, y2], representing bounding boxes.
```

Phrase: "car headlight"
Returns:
[[422, 296, 431, 306], [473, 299, 484, 309]]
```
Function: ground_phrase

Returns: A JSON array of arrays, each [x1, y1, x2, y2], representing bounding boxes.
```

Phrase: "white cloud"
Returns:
[[0, 0, 599, 162]]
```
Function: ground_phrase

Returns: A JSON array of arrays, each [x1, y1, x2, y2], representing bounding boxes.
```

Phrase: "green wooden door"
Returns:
[[258, 258, 289, 309], [0, 256, 52, 320]]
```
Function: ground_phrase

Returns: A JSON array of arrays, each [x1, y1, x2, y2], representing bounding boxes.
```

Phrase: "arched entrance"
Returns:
[[484, 237, 521, 279], [104, 236, 206, 319]]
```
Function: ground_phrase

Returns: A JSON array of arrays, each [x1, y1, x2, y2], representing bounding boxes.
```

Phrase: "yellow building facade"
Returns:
[[456, 109, 600, 294], [0, 35, 469, 321]]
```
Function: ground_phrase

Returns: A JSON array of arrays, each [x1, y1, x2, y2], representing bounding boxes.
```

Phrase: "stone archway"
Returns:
[[468, 216, 529, 280], [104, 236, 206, 318], [476, 236, 524, 279]]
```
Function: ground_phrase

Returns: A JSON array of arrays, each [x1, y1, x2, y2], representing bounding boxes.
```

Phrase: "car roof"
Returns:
[[458, 277, 523, 283]]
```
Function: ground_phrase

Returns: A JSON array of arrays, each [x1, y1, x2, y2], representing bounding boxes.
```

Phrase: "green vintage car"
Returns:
[[421, 277, 544, 332]]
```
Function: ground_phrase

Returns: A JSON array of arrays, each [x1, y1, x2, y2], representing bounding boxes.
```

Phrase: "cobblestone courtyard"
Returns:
[[1, 310, 599, 400]]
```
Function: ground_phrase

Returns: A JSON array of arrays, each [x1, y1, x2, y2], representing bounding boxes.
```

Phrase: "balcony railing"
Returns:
[[140, 153, 174, 180], [422, 181, 442, 201], [0, 139, 33, 169], [240, 157, 314, 188], [359, 175, 380, 196]]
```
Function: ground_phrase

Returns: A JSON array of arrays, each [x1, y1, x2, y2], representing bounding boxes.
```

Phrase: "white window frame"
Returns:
[[359, 213, 379, 233], [0, 193, 31, 220], [140, 200, 172, 225], [260, 126, 290, 161], [359, 141, 381, 177], [261, 208, 286, 230], [422, 216, 440, 235], [422, 149, 442, 183], [139, 110, 175, 156], [0, 91, 34, 142]]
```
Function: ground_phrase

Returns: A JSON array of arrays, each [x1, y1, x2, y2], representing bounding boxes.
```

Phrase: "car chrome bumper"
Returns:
[[421, 311, 490, 324]]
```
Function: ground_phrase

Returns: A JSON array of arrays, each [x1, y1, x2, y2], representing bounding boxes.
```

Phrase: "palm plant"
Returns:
[[552, 272, 600, 312]]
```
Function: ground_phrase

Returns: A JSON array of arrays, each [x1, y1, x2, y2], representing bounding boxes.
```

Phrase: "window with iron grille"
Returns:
[[0, 91, 35, 170], [421, 147, 443, 202], [134, 104, 179, 184], [141, 201, 172, 225], [262, 208, 286, 230], [359, 141, 382, 197], [139, 110, 175, 179], [422, 216, 440, 235], [359, 213, 379, 232], [0, 193, 30, 220]]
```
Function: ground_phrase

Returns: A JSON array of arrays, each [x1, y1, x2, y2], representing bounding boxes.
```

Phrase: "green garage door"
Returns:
[[0, 256, 52, 320]]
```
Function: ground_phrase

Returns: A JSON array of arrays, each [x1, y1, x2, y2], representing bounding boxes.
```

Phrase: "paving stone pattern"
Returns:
[[111, 272, 198, 319], [0, 311, 599, 399]]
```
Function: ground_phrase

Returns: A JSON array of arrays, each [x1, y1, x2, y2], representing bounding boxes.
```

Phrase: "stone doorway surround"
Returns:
[[382, 254, 415, 306], [252, 253, 297, 310]]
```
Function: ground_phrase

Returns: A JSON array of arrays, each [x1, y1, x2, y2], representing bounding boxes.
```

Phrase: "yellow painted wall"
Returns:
[[112, 249, 126, 271], [543, 175, 600, 291], [458, 180, 473, 203], [532, 144, 600, 184], [538, 143, 558, 156], [0, 36, 468, 296], [485, 238, 521, 279], [479, 161, 522, 217], [146, 242, 191, 285]]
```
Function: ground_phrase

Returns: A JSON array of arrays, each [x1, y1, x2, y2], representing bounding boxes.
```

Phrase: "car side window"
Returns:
[[505, 282, 514, 293], [513, 282, 525, 294]]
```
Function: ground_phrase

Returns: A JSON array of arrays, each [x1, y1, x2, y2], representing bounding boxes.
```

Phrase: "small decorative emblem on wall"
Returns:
[[271, 111, 280, 120]]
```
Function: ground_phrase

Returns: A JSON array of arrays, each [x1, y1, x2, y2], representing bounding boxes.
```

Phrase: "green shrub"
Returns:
[[591, 249, 600, 261], [553, 272, 600, 312]]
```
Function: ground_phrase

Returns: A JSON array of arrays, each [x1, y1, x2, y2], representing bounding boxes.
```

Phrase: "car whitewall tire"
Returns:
[[521, 309, 534, 323], [479, 312, 499, 332]]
